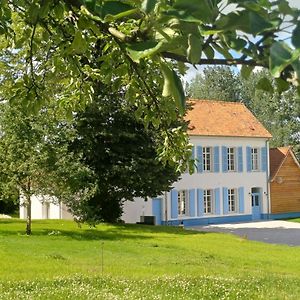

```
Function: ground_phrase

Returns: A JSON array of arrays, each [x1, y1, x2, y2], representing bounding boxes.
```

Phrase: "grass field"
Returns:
[[288, 218, 300, 223], [1, 219, 300, 299]]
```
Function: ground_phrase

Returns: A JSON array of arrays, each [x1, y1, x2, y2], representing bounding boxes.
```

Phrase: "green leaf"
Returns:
[[95, 1, 134, 19], [27, 3, 40, 24], [292, 60, 300, 82], [127, 40, 164, 63], [160, 63, 185, 114], [256, 77, 274, 93], [270, 41, 296, 77], [70, 31, 87, 54], [278, 0, 294, 15], [83, 0, 96, 11], [292, 22, 300, 49], [39, 0, 51, 19], [212, 43, 233, 59], [216, 11, 277, 35], [275, 78, 290, 94], [53, 3, 65, 19], [203, 45, 214, 59], [141, 0, 156, 14], [240, 65, 254, 79], [104, 8, 139, 22], [187, 34, 202, 64], [228, 38, 247, 51], [173, 0, 216, 23]]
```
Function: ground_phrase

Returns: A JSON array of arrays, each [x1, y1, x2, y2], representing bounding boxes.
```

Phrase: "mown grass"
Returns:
[[288, 218, 300, 223], [1, 219, 300, 299]]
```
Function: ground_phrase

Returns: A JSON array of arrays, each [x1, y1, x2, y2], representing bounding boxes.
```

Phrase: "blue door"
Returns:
[[251, 193, 261, 220], [152, 198, 162, 225]]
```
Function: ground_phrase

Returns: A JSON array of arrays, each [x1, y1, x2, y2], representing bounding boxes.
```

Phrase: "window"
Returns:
[[227, 147, 236, 171], [228, 188, 236, 212], [251, 148, 259, 171], [178, 190, 188, 216], [203, 147, 212, 172], [204, 189, 213, 214]]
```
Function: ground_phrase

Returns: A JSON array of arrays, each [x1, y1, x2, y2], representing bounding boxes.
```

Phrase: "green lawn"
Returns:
[[288, 218, 300, 223], [1, 219, 300, 299]]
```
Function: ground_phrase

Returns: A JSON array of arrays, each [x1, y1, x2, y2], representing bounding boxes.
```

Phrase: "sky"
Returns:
[[183, 0, 300, 83]]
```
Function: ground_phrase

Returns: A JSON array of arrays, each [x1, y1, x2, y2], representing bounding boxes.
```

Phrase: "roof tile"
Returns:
[[186, 99, 272, 138]]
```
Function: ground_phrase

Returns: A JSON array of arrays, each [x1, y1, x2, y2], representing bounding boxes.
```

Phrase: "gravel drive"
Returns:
[[190, 220, 300, 246]]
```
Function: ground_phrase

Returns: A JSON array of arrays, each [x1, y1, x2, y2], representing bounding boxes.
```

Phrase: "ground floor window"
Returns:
[[204, 189, 213, 214], [178, 190, 188, 216], [228, 188, 236, 212]]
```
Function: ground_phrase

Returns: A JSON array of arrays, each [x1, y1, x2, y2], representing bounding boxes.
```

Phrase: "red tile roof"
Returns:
[[186, 100, 272, 138]]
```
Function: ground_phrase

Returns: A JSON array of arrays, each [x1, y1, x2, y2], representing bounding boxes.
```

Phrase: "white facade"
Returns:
[[122, 136, 270, 225], [19, 195, 73, 220]]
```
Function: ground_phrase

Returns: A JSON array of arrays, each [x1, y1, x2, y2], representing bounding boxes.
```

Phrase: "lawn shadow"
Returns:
[[0, 219, 209, 241]]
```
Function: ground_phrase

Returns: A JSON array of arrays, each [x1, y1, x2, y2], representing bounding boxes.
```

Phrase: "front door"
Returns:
[[152, 198, 162, 225], [251, 193, 261, 220]]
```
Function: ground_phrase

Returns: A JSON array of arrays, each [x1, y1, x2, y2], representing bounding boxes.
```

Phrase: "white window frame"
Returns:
[[227, 147, 236, 171], [204, 189, 213, 214], [228, 188, 237, 213], [178, 190, 189, 216], [203, 147, 212, 172], [251, 148, 259, 171]]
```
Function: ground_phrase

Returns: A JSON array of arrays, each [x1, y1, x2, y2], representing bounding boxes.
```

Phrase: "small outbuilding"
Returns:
[[269, 147, 300, 218]]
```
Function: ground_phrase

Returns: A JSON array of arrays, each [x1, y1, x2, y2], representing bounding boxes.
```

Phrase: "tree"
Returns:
[[1, 0, 300, 164], [66, 89, 182, 223], [0, 104, 50, 234], [186, 66, 242, 102]]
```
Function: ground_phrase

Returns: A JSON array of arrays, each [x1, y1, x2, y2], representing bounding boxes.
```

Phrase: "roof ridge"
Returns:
[[188, 99, 246, 105]]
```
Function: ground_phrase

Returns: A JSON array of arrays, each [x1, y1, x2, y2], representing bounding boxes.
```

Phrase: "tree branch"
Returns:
[[161, 52, 268, 67]]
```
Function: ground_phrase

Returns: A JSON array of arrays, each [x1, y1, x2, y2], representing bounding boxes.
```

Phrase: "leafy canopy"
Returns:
[[0, 0, 300, 163]]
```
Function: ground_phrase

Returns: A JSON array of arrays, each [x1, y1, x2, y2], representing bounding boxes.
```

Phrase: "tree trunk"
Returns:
[[26, 193, 32, 235]]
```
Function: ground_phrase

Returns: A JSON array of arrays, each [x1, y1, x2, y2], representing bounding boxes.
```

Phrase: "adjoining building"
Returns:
[[269, 147, 300, 219]]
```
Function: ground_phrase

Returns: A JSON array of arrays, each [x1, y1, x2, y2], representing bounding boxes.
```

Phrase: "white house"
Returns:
[[122, 100, 272, 226], [19, 195, 73, 220], [20, 99, 273, 226]]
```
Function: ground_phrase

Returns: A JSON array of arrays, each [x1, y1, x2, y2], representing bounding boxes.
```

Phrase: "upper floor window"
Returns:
[[228, 188, 236, 212], [227, 147, 236, 171], [251, 148, 259, 171], [178, 190, 188, 216], [204, 189, 213, 214], [203, 147, 212, 172]]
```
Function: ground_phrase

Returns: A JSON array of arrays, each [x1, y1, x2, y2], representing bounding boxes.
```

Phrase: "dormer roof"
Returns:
[[186, 99, 272, 138]]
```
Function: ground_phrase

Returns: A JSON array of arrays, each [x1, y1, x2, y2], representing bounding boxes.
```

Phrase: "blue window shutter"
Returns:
[[238, 147, 243, 173], [171, 189, 178, 219], [246, 146, 252, 172], [213, 146, 220, 172], [191, 146, 195, 159], [196, 146, 203, 173], [197, 189, 204, 216], [189, 189, 196, 217], [190, 146, 195, 173], [238, 187, 244, 213], [214, 188, 221, 214], [223, 187, 229, 214], [222, 146, 228, 172], [261, 147, 267, 172]]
